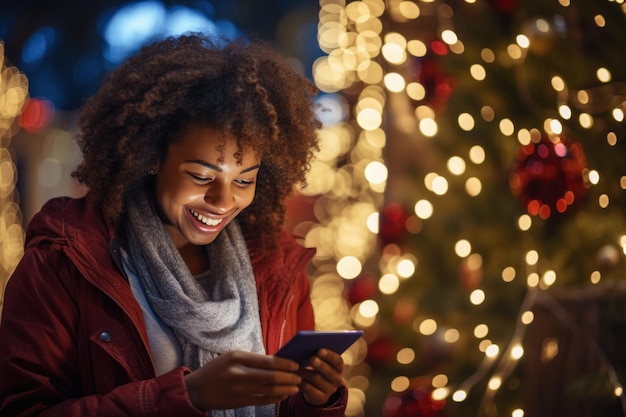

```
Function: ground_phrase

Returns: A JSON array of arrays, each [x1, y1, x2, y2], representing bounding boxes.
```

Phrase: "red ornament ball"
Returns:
[[379, 203, 410, 246], [407, 54, 453, 114], [366, 336, 396, 370], [509, 134, 588, 219], [345, 274, 378, 305]]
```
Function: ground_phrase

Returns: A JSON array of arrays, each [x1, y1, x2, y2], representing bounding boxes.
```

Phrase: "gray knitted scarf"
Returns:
[[124, 188, 273, 417]]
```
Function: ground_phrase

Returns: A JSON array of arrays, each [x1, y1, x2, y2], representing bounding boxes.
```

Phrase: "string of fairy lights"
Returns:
[[0, 42, 28, 317], [304, 0, 626, 416]]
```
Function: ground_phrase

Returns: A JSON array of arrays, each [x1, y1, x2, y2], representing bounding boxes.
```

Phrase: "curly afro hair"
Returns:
[[72, 34, 321, 250]]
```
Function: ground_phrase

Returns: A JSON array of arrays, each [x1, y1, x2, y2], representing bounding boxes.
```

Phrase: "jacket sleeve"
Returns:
[[0, 245, 206, 417], [280, 386, 349, 417]]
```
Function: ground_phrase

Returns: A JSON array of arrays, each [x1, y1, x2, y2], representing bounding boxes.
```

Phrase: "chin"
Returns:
[[191, 234, 220, 246]]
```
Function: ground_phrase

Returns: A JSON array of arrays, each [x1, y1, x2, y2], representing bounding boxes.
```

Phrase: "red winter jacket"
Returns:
[[0, 197, 347, 417]]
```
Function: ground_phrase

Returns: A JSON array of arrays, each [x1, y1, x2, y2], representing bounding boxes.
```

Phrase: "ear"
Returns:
[[148, 164, 160, 175]]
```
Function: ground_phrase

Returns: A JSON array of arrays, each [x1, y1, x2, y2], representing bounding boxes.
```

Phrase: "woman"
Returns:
[[0, 34, 347, 416]]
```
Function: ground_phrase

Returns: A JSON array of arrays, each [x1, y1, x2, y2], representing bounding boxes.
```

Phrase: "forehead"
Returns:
[[170, 124, 260, 163]]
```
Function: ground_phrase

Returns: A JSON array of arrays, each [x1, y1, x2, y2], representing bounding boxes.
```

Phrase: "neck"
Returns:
[[178, 244, 210, 276]]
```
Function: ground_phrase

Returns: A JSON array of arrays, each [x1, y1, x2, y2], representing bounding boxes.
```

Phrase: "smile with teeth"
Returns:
[[190, 209, 224, 226]]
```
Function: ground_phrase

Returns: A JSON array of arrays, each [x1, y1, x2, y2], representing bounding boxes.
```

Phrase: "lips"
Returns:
[[189, 208, 224, 227]]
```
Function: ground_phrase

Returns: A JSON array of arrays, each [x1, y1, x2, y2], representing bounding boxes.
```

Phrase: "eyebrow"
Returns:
[[185, 160, 261, 174]]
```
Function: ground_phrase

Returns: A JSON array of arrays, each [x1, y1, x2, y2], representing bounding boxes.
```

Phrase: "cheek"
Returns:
[[240, 187, 257, 209], [157, 181, 201, 210]]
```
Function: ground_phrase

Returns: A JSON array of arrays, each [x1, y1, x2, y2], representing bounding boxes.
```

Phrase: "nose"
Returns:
[[204, 182, 234, 214]]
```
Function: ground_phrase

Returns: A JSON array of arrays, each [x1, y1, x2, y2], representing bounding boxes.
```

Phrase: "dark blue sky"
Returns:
[[1, 0, 321, 109]]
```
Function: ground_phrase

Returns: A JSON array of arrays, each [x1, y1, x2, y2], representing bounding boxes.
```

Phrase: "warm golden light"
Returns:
[[488, 376, 502, 390], [391, 376, 410, 392], [469, 145, 485, 164], [455, 239, 472, 257], [396, 347, 416, 364], [419, 318, 437, 335], [358, 299, 379, 318], [470, 64, 486, 81], [499, 118, 515, 136], [521, 310, 534, 324], [458, 113, 475, 131], [378, 273, 400, 294], [452, 390, 467, 402], [502, 266, 516, 282], [465, 177, 482, 196], [414, 199, 434, 219], [0, 43, 28, 317], [431, 175, 448, 195], [337, 256, 363, 279], [396, 258, 416, 278], [383, 72, 406, 92], [447, 156, 466, 175], [597, 67, 611, 82], [511, 344, 524, 360], [470, 289, 485, 305], [310, 1, 626, 415], [419, 117, 438, 137]]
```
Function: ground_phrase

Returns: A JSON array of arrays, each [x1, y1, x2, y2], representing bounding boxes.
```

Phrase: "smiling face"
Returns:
[[154, 125, 261, 249]]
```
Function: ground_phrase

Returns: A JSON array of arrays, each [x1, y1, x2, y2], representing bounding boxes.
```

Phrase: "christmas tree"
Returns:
[[307, 0, 626, 416]]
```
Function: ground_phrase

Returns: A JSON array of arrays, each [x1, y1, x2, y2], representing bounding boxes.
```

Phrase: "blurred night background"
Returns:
[[2, 1, 626, 416], [0, 0, 322, 110]]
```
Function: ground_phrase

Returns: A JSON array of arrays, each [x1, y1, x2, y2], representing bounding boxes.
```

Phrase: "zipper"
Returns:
[[278, 293, 295, 348], [275, 292, 296, 417]]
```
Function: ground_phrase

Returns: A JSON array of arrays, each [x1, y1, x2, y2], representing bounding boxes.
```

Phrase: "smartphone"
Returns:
[[274, 330, 364, 366]]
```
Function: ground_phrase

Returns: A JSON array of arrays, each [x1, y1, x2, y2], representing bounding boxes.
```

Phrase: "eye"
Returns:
[[235, 178, 256, 187], [187, 172, 213, 184]]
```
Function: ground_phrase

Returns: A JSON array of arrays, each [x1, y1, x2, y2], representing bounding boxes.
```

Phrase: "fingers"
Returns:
[[185, 351, 302, 411], [316, 349, 344, 375], [304, 349, 344, 384], [222, 362, 301, 407], [186, 349, 344, 410], [221, 354, 301, 393], [236, 350, 300, 372], [298, 349, 345, 406], [225, 352, 301, 387], [239, 363, 302, 387], [230, 380, 300, 406]]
